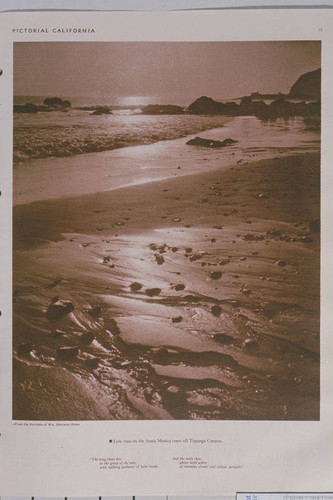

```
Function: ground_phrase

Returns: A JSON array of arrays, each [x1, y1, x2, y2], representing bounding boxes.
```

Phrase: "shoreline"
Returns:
[[14, 152, 320, 249], [13, 115, 320, 206], [13, 152, 320, 420]]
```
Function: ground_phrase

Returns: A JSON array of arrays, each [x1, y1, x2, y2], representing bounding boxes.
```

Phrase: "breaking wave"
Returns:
[[13, 111, 230, 163]]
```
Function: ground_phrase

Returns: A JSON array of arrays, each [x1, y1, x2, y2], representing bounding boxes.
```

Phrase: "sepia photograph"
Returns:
[[12, 41, 320, 421]]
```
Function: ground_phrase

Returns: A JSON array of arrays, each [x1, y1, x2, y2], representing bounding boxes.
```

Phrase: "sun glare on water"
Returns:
[[120, 95, 153, 106]]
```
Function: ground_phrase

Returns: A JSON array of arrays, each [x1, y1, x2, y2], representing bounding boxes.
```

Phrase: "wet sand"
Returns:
[[13, 152, 320, 420]]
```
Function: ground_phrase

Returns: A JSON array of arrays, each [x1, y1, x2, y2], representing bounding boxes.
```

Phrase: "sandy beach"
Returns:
[[13, 147, 320, 420]]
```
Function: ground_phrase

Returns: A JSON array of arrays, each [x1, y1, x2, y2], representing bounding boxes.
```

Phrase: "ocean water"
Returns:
[[13, 97, 320, 165], [14, 111, 234, 163]]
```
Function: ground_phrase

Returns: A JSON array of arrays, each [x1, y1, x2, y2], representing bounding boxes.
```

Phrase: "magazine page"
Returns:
[[0, 8, 332, 496]]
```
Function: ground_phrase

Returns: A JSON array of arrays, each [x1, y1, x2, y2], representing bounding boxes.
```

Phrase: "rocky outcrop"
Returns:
[[14, 97, 71, 113], [187, 68, 321, 118], [187, 95, 268, 116], [289, 68, 321, 99], [56, 346, 79, 360], [186, 136, 237, 148], [43, 97, 71, 109], [187, 96, 227, 114], [91, 106, 112, 115], [46, 299, 74, 320], [257, 97, 320, 119], [141, 104, 184, 115], [187, 93, 320, 118], [13, 103, 39, 113]]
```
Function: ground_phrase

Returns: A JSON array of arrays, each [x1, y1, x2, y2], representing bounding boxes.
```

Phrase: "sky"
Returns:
[[14, 41, 320, 105]]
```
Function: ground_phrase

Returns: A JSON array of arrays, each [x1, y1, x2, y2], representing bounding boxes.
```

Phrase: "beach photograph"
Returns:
[[13, 41, 320, 420]]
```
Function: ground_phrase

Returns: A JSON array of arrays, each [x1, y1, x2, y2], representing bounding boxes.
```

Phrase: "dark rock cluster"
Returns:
[[14, 97, 72, 113]]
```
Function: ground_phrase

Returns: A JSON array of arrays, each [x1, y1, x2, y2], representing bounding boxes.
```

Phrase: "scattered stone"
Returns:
[[241, 288, 252, 295], [276, 260, 287, 267], [84, 357, 99, 369], [46, 299, 74, 320], [244, 339, 259, 350], [103, 255, 112, 263], [266, 229, 282, 236], [171, 247, 179, 252], [210, 271, 222, 280], [79, 332, 95, 345], [258, 193, 269, 199], [56, 346, 79, 360], [51, 329, 65, 339], [243, 233, 264, 241], [174, 284, 185, 291], [210, 238, 216, 243], [213, 333, 233, 344], [172, 316, 183, 323], [279, 234, 291, 242], [88, 306, 102, 318], [185, 247, 192, 253], [298, 235, 313, 243], [166, 385, 181, 394], [189, 253, 204, 262], [130, 282, 143, 292], [173, 217, 181, 222], [239, 256, 247, 261], [146, 288, 162, 297], [17, 342, 34, 355], [184, 295, 201, 303], [211, 304, 222, 316], [155, 254, 165, 265], [219, 259, 230, 266]]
